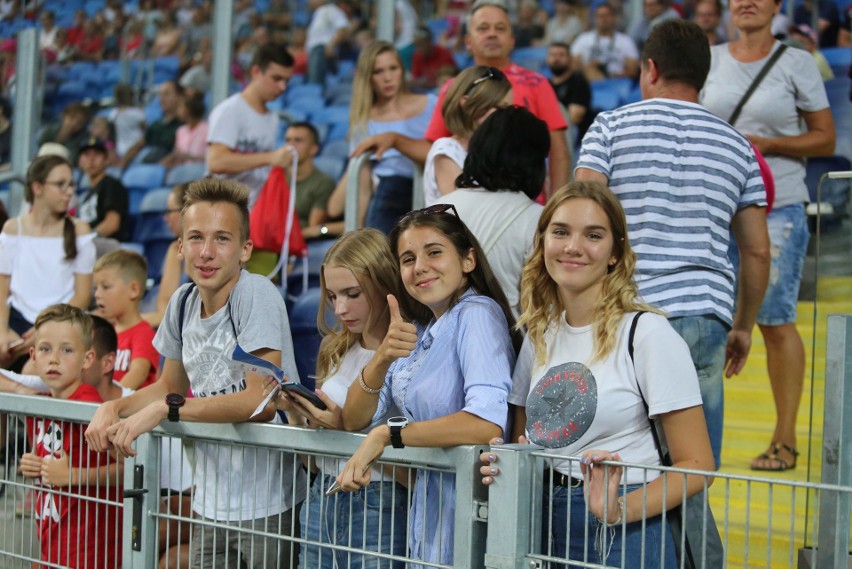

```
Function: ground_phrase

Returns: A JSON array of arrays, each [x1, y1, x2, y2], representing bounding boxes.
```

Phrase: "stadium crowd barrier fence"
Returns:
[[0, 316, 848, 568]]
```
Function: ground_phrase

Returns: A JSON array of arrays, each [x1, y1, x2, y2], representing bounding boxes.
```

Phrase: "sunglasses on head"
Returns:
[[398, 203, 460, 226], [464, 67, 505, 96]]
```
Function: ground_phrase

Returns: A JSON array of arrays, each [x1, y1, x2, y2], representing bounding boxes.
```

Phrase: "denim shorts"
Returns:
[[758, 204, 809, 326], [300, 474, 408, 569]]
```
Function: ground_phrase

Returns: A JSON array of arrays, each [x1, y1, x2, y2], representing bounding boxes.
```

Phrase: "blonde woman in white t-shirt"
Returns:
[[481, 182, 715, 568], [270, 229, 408, 569]]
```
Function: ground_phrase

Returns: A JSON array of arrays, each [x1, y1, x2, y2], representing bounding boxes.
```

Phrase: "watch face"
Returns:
[[387, 416, 408, 428], [166, 394, 185, 406]]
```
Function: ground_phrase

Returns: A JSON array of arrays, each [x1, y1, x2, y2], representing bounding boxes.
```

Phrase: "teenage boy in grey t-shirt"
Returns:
[[86, 179, 304, 568]]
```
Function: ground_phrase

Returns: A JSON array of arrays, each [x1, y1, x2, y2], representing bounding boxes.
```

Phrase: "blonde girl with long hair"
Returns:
[[274, 229, 408, 568], [422, 64, 512, 206], [343, 41, 437, 233], [482, 182, 714, 568], [0, 155, 95, 370]]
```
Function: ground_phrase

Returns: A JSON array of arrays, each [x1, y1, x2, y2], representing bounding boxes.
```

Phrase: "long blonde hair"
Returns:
[[349, 41, 408, 138], [316, 229, 401, 381], [517, 182, 662, 363]]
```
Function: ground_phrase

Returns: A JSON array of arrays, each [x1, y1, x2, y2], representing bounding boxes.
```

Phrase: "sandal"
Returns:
[[750, 442, 799, 471]]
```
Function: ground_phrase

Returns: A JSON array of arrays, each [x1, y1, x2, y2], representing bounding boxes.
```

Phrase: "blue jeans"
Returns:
[[308, 45, 330, 85], [299, 474, 408, 569], [543, 484, 677, 569], [668, 315, 729, 470], [365, 175, 414, 234]]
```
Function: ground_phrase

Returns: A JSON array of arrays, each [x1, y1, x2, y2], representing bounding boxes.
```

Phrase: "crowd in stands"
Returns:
[[0, 0, 847, 567]]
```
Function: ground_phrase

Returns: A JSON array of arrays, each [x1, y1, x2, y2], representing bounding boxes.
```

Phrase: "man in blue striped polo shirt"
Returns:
[[575, 19, 771, 469]]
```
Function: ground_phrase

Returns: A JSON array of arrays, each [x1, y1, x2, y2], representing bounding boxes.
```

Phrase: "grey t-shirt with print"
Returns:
[[154, 270, 303, 521]]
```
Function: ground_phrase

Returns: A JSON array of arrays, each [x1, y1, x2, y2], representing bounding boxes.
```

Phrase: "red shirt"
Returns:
[[65, 26, 84, 47], [425, 62, 567, 141], [115, 320, 160, 389], [27, 385, 122, 569], [411, 45, 457, 87]]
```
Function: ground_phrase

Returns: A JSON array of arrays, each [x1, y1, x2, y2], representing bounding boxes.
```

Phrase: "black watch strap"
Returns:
[[390, 425, 405, 449], [168, 405, 180, 422]]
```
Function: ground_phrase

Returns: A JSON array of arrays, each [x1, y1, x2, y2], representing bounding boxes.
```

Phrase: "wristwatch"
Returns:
[[387, 416, 409, 449], [166, 393, 186, 422], [319, 225, 329, 236]]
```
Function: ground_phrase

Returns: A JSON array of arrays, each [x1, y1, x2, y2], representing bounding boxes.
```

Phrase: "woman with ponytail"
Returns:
[[0, 155, 96, 369]]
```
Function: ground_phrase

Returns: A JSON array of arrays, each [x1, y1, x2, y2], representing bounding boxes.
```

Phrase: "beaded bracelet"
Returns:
[[357, 366, 383, 394]]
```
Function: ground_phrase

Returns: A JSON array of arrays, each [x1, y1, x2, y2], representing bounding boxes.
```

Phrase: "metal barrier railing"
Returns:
[[0, 394, 488, 569], [0, 398, 123, 569], [483, 447, 852, 569], [0, 315, 848, 568]]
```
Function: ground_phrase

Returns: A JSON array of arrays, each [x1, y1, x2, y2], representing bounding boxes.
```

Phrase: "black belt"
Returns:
[[543, 469, 583, 488]]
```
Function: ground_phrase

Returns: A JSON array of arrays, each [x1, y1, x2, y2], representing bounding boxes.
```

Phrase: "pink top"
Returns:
[[174, 120, 209, 164]]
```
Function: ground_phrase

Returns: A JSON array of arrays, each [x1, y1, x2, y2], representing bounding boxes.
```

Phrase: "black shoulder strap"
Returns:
[[177, 283, 197, 343], [628, 311, 671, 466], [628, 310, 645, 364], [728, 44, 788, 126]]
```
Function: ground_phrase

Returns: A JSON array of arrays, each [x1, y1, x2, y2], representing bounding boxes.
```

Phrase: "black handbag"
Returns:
[[628, 312, 724, 569]]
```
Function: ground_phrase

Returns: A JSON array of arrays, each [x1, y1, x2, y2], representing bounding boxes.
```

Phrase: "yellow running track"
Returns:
[[712, 276, 852, 568]]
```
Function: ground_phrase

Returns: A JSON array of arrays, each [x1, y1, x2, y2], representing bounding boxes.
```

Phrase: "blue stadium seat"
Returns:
[[133, 187, 175, 281], [512, 46, 547, 70], [288, 287, 335, 386], [123, 164, 167, 191], [313, 156, 345, 180], [122, 164, 167, 215], [143, 238, 174, 282], [320, 139, 349, 160], [286, 84, 324, 105], [67, 62, 97, 82], [165, 163, 206, 186], [286, 238, 337, 299], [311, 104, 349, 126], [280, 108, 308, 124], [144, 96, 163, 124], [821, 47, 851, 76], [287, 96, 326, 117], [322, 122, 346, 143], [153, 56, 180, 81], [426, 17, 450, 40], [138, 187, 171, 214], [591, 84, 622, 111]]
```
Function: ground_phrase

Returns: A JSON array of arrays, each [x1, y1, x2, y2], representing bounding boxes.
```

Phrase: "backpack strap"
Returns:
[[177, 283, 197, 343], [627, 311, 671, 466]]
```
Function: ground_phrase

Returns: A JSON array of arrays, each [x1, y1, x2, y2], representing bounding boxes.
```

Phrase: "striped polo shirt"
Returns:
[[577, 98, 766, 325]]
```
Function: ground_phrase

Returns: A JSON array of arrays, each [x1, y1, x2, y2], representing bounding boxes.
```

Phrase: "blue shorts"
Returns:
[[757, 204, 809, 326]]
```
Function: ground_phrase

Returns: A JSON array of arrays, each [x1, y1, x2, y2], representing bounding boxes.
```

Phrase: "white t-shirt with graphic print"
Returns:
[[509, 312, 701, 484]]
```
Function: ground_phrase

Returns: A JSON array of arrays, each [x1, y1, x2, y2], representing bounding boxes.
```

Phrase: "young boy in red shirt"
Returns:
[[19, 304, 121, 568], [93, 249, 160, 390]]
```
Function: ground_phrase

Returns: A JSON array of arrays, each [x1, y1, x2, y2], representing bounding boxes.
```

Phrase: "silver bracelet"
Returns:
[[357, 366, 383, 395]]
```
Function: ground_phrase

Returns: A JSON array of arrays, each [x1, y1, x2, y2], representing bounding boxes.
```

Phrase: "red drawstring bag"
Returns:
[[249, 166, 308, 257]]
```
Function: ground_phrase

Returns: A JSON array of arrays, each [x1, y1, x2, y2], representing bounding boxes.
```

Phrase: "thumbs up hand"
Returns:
[[377, 294, 418, 364]]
